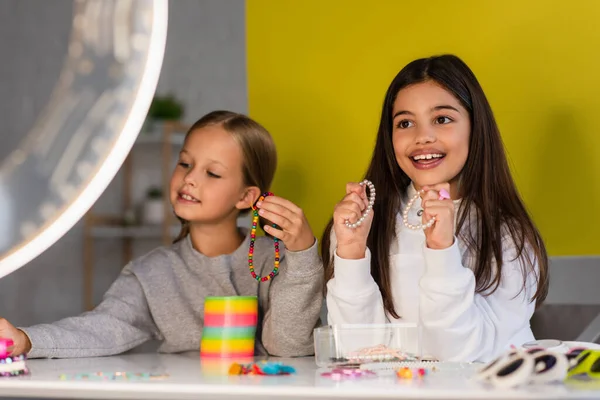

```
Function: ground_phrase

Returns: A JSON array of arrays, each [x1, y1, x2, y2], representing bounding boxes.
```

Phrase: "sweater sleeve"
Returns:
[[325, 230, 387, 325], [419, 236, 538, 362], [20, 263, 160, 359], [261, 238, 324, 357]]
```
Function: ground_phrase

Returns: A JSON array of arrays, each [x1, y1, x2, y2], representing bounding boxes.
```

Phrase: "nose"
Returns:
[[414, 124, 436, 145], [183, 169, 197, 187]]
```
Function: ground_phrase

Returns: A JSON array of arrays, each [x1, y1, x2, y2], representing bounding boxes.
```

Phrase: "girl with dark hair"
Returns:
[[322, 55, 548, 362]]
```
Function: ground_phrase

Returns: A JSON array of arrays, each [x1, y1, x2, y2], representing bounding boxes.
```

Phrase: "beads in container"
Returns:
[[0, 339, 28, 378], [0, 355, 29, 377]]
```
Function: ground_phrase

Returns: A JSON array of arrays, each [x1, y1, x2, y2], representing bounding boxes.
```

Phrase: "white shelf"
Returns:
[[90, 225, 181, 238]]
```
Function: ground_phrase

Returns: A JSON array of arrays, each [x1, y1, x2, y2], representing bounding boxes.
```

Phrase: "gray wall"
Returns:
[[0, 0, 247, 326]]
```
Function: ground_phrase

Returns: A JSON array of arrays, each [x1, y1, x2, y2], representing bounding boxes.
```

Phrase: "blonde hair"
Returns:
[[173, 111, 277, 243]]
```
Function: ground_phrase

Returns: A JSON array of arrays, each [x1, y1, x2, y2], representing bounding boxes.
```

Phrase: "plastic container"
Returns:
[[314, 323, 421, 368]]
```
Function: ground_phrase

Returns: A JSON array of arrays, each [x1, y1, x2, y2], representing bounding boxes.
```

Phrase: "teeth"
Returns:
[[412, 153, 444, 161], [181, 194, 197, 201]]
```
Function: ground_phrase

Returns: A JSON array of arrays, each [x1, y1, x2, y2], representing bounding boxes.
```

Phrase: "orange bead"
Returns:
[[397, 367, 413, 379]]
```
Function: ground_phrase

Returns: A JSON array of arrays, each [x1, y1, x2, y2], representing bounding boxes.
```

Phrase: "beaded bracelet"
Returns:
[[344, 180, 376, 229], [249, 192, 280, 282]]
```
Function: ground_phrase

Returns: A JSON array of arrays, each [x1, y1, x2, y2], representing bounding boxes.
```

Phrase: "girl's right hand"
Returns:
[[0, 317, 31, 356], [332, 182, 374, 259]]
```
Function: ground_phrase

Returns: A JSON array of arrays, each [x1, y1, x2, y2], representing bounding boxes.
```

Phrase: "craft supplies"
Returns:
[[228, 361, 296, 376]]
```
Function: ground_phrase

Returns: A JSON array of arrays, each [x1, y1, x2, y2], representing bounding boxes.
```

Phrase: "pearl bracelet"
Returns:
[[344, 180, 376, 229]]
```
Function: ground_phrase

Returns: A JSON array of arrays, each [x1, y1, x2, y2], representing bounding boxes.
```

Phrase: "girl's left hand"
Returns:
[[256, 196, 315, 252], [420, 183, 455, 250]]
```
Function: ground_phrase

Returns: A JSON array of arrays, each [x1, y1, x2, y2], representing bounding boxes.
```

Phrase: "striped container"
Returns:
[[200, 296, 258, 358]]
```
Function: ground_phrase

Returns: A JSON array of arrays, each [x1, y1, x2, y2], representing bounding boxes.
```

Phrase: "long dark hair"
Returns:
[[173, 111, 277, 243], [321, 55, 548, 318]]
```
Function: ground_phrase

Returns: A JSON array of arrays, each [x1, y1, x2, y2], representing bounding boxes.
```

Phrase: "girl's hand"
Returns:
[[420, 183, 455, 250], [0, 317, 31, 356], [332, 182, 373, 259], [256, 196, 315, 252]]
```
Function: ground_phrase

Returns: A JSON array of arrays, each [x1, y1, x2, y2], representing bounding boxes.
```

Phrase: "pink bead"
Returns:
[[438, 189, 451, 200], [0, 338, 13, 358]]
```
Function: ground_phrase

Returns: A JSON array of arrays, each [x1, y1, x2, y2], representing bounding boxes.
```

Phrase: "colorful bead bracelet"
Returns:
[[249, 192, 279, 282]]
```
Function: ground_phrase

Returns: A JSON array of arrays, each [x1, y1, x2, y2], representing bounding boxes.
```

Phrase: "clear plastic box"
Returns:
[[314, 323, 421, 368]]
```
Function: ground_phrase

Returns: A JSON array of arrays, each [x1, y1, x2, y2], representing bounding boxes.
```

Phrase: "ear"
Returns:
[[236, 186, 261, 211]]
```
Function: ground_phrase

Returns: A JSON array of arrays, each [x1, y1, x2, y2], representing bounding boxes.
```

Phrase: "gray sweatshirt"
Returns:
[[21, 230, 324, 358]]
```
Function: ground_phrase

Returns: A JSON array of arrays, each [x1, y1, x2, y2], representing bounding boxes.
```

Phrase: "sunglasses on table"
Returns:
[[475, 346, 586, 388], [566, 349, 600, 379]]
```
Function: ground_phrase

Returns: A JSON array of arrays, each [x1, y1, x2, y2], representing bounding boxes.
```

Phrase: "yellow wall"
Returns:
[[247, 0, 600, 256]]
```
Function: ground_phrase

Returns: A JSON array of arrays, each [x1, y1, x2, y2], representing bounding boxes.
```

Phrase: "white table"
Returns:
[[0, 352, 599, 400]]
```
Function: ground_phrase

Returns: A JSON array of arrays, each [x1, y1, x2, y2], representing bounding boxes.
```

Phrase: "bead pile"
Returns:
[[228, 361, 296, 376], [249, 192, 279, 282], [346, 344, 417, 363], [344, 180, 376, 229], [58, 371, 169, 381], [321, 368, 376, 380]]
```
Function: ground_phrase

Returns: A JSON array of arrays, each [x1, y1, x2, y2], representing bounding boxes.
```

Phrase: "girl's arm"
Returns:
[[261, 239, 324, 357], [20, 263, 159, 358], [325, 230, 387, 325], [419, 236, 538, 362]]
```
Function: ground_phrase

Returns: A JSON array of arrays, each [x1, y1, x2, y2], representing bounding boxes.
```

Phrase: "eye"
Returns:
[[396, 119, 414, 129], [178, 161, 190, 168], [207, 171, 221, 179], [434, 116, 453, 124]]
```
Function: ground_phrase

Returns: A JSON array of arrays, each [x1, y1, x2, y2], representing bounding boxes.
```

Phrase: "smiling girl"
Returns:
[[322, 55, 548, 363]]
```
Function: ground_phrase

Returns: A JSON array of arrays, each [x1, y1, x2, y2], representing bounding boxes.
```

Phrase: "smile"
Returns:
[[178, 192, 199, 203], [409, 152, 446, 170]]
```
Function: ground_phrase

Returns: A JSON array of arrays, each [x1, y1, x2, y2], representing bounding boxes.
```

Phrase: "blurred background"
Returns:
[[0, 0, 598, 341]]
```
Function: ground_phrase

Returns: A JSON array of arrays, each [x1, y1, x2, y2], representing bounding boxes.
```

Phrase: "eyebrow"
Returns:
[[179, 150, 228, 169], [392, 104, 461, 119]]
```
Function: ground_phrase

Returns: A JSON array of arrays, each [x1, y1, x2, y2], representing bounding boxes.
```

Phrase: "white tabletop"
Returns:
[[0, 352, 599, 400]]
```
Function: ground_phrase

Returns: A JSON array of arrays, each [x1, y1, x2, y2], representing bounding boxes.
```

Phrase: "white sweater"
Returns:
[[326, 185, 538, 363]]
